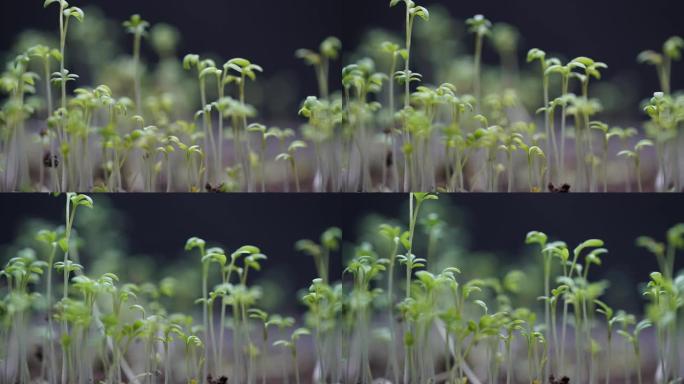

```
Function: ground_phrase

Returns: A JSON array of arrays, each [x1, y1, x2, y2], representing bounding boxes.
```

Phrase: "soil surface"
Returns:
[[549, 375, 570, 384], [207, 375, 228, 384]]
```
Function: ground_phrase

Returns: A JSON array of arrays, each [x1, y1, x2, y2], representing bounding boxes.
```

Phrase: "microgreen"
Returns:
[[638, 36, 684, 95], [618, 139, 654, 192], [466, 15, 491, 111], [276, 140, 307, 192], [123, 14, 150, 116], [1, 194, 684, 383], [0, 3, 680, 192], [274, 327, 310, 384], [296, 37, 342, 99]]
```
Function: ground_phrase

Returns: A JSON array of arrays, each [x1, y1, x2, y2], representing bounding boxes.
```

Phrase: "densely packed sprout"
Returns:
[[1, 194, 683, 383], [0, 3, 682, 191]]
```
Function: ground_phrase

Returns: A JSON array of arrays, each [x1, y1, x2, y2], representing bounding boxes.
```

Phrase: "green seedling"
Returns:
[[638, 36, 684, 95], [643, 91, 681, 191], [265, 127, 295, 191], [528, 49, 561, 182], [276, 140, 307, 192], [389, 0, 429, 109], [43, 0, 84, 192], [491, 23, 520, 85], [0, 2, 679, 193], [380, 41, 407, 191], [274, 327, 310, 384], [389, 0, 429, 192], [466, 15, 491, 111], [296, 37, 342, 98], [247, 123, 268, 192], [545, 60, 585, 184], [184, 236, 210, 378], [36, 229, 60, 382], [296, 227, 341, 284], [618, 139, 653, 192], [617, 320, 652, 384], [184, 55, 220, 186], [1, 193, 684, 384], [224, 57, 263, 191], [123, 14, 150, 116]]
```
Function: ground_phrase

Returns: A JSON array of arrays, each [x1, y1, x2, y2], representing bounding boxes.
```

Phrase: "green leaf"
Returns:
[[573, 239, 604, 258], [474, 300, 488, 314], [182, 54, 199, 70], [184, 237, 206, 251], [69, 193, 93, 209], [231, 245, 260, 260], [43, 0, 61, 8], [58, 238, 69, 253], [227, 58, 251, 68], [525, 231, 547, 247], [64, 7, 84, 22], [527, 48, 546, 63]]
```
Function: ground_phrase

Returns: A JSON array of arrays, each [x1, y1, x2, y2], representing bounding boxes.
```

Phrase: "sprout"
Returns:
[[276, 140, 308, 192], [618, 139, 653, 192], [123, 14, 150, 115], [617, 320, 652, 384], [466, 14, 492, 110], [638, 36, 683, 94], [273, 327, 310, 384], [296, 36, 341, 98]]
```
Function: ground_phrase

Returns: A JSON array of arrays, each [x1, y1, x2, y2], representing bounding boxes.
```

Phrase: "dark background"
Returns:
[[0, 0, 344, 102], [342, 193, 684, 312], [0, 194, 344, 292], [2, 0, 683, 99], [1, 193, 682, 290], [344, 0, 684, 95]]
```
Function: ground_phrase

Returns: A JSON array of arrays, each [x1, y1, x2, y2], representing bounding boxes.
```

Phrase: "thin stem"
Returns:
[[133, 32, 142, 116], [474, 34, 483, 112]]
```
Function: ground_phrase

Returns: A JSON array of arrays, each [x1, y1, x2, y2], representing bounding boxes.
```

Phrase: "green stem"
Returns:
[[474, 34, 483, 112], [133, 32, 142, 116]]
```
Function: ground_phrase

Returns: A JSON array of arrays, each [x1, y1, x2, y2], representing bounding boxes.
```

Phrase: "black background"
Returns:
[[344, 0, 684, 94], [0, 0, 344, 101], [0, 194, 344, 291], [2, 0, 683, 100], [1, 193, 682, 290]]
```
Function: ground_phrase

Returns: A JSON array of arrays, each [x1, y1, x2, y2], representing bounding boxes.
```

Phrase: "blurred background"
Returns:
[[0, 194, 343, 316], [1, 193, 682, 317], [343, 0, 684, 123], [1, 0, 683, 191], [342, 193, 684, 314], [4, 0, 682, 124], [0, 0, 343, 122]]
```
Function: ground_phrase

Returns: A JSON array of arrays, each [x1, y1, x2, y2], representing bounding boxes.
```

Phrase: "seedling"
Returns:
[[380, 41, 407, 191], [123, 14, 150, 116], [389, 0, 429, 191], [274, 327, 310, 384], [545, 60, 585, 184], [296, 37, 342, 99], [617, 320, 652, 384], [183, 55, 220, 186], [638, 36, 684, 94], [0, 2, 680, 192], [643, 91, 681, 191], [618, 139, 653, 192], [224, 57, 263, 191], [276, 140, 307, 192], [2, 193, 684, 384], [247, 123, 268, 192], [466, 15, 492, 111]]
